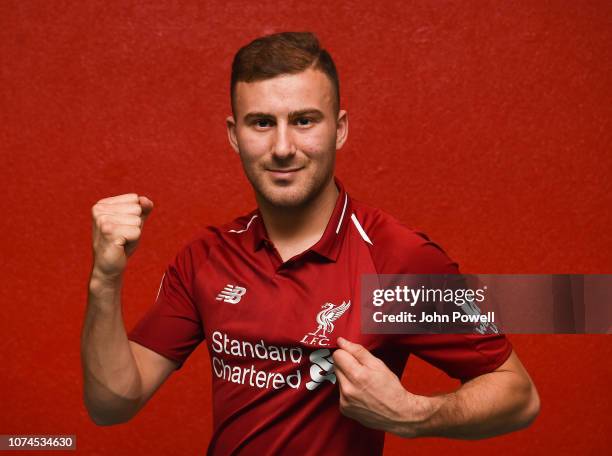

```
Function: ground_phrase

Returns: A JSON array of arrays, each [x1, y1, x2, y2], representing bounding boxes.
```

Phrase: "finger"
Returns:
[[333, 362, 351, 387], [334, 366, 360, 410], [138, 196, 154, 220], [332, 349, 365, 383], [98, 214, 142, 227], [95, 203, 143, 216], [98, 193, 139, 205], [106, 224, 141, 246], [334, 368, 352, 411], [337, 337, 380, 369]]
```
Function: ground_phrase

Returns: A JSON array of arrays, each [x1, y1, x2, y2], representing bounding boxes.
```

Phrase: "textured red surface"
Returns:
[[1, 1, 610, 455]]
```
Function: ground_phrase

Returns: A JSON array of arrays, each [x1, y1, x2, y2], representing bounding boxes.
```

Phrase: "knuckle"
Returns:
[[341, 385, 355, 401], [374, 358, 386, 369], [100, 221, 114, 234], [92, 203, 105, 217], [131, 225, 142, 237], [351, 370, 365, 384]]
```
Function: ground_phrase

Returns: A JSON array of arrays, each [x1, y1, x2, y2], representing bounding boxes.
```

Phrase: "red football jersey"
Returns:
[[128, 176, 512, 455]]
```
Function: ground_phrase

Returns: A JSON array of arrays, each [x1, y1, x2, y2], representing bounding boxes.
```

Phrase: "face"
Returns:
[[226, 67, 348, 209]]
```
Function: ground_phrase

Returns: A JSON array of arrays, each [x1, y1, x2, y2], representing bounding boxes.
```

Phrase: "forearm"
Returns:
[[404, 370, 540, 439], [81, 268, 143, 425]]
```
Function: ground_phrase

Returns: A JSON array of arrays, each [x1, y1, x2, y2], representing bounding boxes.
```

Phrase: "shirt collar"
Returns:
[[250, 175, 352, 262]]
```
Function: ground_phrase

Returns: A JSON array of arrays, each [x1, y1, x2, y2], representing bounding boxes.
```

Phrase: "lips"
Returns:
[[267, 168, 302, 173], [266, 167, 304, 180]]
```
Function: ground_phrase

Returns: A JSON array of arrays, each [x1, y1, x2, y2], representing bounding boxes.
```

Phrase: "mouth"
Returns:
[[265, 167, 304, 178]]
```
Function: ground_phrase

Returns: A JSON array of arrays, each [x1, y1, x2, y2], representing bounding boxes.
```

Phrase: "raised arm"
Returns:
[[81, 194, 178, 426]]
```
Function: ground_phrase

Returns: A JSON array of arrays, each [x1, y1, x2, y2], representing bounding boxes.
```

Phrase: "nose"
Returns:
[[272, 122, 296, 159]]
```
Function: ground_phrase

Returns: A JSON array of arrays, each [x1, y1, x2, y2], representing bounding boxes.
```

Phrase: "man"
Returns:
[[82, 32, 539, 454]]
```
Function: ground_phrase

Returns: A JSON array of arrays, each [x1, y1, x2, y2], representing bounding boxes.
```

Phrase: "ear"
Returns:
[[226, 115, 240, 154], [335, 109, 348, 150]]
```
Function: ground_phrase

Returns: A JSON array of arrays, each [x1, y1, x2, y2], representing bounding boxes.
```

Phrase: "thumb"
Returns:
[[337, 337, 379, 368], [139, 195, 154, 220]]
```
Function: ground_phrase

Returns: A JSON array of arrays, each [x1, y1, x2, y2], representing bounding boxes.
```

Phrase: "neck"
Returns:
[[257, 177, 339, 248]]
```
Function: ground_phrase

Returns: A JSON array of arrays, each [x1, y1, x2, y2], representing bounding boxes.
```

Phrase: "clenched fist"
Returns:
[[91, 193, 154, 278]]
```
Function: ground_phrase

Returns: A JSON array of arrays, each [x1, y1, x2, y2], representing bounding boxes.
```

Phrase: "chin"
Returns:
[[262, 187, 311, 209], [248, 169, 329, 209]]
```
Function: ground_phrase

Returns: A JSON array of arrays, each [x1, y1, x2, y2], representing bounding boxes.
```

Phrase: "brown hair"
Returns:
[[231, 31, 340, 117]]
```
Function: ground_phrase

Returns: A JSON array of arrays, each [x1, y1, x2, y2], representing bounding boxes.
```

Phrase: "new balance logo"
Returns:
[[216, 284, 247, 304]]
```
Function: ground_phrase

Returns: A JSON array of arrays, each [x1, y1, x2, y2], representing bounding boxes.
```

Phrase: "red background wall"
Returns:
[[1, 1, 610, 454]]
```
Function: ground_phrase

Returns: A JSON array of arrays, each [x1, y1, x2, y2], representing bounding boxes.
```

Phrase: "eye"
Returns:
[[295, 117, 314, 127], [252, 118, 274, 129]]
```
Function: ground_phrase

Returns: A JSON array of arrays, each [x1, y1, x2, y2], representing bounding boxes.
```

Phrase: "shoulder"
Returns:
[[158, 210, 257, 287], [350, 198, 459, 274], [175, 209, 259, 261]]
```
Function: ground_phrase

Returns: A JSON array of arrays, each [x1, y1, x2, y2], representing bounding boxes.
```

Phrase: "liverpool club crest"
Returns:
[[300, 300, 351, 346]]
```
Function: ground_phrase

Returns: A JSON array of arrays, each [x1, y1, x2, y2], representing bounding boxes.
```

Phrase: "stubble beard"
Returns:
[[244, 162, 334, 211], [254, 171, 325, 211]]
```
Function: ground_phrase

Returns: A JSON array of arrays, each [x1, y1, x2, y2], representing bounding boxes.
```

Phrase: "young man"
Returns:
[[82, 32, 539, 454]]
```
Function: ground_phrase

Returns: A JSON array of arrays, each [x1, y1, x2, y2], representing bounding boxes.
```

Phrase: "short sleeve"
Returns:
[[400, 333, 513, 381], [366, 212, 514, 381], [392, 238, 513, 380], [127, 243, 204, 370]]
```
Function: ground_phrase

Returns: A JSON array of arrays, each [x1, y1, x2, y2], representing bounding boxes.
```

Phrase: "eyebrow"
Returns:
[[243, 108, 325, 123]]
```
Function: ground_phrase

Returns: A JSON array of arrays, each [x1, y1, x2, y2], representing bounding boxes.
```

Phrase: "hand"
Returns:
[[91, 193, 154, 278], [332, 337, 433, 438]]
